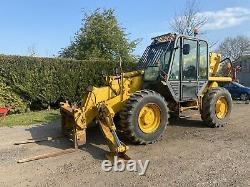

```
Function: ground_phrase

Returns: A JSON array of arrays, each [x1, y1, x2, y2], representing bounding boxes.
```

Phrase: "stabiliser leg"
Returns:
[[97, 103, 130, 162]]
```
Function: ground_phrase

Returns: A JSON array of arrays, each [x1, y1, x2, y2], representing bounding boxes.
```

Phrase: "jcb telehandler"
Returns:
[[60, 33, 233, 161]]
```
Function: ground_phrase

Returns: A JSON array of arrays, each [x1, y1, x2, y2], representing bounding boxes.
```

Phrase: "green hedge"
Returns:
[[0, 76, 27, 113], [0, 55, 135, 111]]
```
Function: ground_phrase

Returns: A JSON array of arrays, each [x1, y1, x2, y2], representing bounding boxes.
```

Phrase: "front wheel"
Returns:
[[120, 90, 169, 144], [201, 87, 232, 128]]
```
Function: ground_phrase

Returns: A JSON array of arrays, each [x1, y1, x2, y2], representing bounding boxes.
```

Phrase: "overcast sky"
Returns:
[[0, 0, 250, 57]]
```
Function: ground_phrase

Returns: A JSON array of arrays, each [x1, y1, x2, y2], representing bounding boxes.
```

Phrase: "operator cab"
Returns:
[[138, 33, 208, 102]]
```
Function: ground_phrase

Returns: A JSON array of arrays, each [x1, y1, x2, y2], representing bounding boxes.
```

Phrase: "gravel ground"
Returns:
[[0, 103, 249, 187]]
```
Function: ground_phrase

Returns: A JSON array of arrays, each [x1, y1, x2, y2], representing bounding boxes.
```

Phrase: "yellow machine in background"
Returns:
[[60, 33, 233, 161]]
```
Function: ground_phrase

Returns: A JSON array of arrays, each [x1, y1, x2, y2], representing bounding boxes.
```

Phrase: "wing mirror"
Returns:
[[183, 44, 190, 55]]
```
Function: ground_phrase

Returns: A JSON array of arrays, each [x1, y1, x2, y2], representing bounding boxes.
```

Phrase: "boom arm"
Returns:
[[60, 71, 142, 160], [208, 53, 232, 88]]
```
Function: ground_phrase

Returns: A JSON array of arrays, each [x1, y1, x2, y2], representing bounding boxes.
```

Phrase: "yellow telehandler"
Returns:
[[60, 33, 233, 161]]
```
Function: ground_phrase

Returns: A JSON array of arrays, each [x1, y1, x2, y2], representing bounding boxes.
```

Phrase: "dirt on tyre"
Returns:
[[201, 87, 232, 128], [120, 90, 169, 144]]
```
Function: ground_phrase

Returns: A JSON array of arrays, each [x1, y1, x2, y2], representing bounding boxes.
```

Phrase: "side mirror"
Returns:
[[183, 44, 190, 55]]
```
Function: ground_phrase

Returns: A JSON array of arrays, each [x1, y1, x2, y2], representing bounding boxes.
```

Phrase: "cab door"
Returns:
[[181, 38, 199, 101]]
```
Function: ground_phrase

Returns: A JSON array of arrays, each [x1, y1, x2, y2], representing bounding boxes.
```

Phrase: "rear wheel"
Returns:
[[201, 87, 232, 128], [120, 90, 169, 144]]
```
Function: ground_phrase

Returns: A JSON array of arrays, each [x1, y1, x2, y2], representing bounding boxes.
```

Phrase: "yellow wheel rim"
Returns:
[[138, 103, 161, 133], [215, 97, 228, 119]]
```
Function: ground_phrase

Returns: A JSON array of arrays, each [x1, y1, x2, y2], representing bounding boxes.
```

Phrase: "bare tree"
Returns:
[[217, 36, 250, 62], [27, 44, 37, 57], [170, 0, 207, 36]]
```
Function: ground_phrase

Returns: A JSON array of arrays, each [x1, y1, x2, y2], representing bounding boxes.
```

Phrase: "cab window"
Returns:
[[199, 41, 208, 80], [169, 39, 180, 80], [182, 39, 198, 81]]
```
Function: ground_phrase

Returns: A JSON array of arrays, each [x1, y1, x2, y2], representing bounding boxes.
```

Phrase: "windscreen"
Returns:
[[137, 42, 174, 73]]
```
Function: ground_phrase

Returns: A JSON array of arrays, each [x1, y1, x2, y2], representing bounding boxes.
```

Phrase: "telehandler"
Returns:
[[60, 33, 233, 161]]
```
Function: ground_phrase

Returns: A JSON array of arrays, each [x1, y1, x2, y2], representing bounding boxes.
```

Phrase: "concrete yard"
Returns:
[[0, 103, 249, 186]]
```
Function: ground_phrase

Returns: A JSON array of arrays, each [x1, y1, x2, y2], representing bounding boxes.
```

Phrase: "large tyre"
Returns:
[[201, 87, 232, 128], [120, 90, 169, 144]]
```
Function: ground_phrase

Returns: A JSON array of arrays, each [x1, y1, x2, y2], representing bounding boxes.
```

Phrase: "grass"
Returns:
[[0, 110, 60, 127]]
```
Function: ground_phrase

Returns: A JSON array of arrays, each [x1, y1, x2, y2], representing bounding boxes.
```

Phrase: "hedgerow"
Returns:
[[0, 55, 135, 111]]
